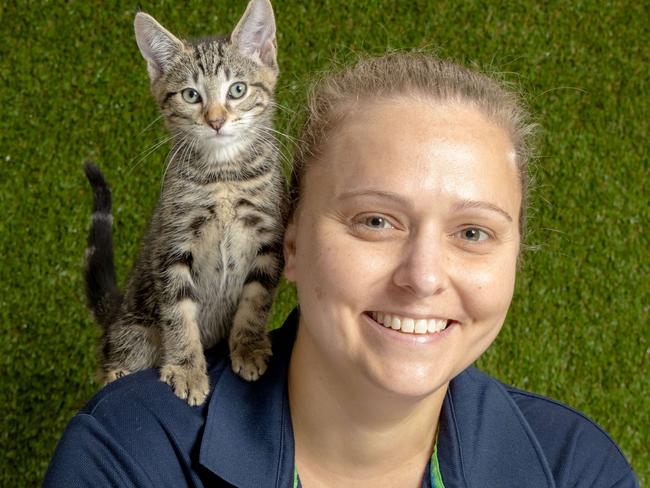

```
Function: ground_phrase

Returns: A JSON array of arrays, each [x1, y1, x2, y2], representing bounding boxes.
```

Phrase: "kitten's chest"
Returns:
[[185, 185, 264, 280]]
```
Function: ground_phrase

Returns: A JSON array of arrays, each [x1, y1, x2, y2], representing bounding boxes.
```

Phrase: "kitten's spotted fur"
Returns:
[[84, 0, 286, 406]]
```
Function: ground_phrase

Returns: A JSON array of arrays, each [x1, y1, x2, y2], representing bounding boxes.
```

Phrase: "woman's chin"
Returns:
[[358, 359, 453, 402]]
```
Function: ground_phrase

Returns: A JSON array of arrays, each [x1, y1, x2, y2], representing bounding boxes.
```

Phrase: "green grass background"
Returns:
[[1, 0, 647, 485]]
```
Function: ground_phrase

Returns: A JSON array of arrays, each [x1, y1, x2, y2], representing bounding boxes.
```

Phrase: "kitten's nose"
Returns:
[[208, 117, 225, 132]]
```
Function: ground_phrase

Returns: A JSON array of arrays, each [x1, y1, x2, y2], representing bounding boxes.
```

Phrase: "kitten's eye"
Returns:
[[181, 88, 202, 104], [456, 227, 490, 242], [228, 82, 247, 99]]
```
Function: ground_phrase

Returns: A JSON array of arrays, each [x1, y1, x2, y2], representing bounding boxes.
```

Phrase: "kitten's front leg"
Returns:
[[158, 251, 210, 406], [229, 245, 281, 381]]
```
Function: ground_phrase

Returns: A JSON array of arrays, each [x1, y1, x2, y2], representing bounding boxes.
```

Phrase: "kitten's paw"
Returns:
[[230, 334, 272, 381], [104, 369, 130, 384], [160, 364, 210, 406]]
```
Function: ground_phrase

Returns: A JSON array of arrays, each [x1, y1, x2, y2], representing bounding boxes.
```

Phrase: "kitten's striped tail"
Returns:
[[83, 162, 121, 329]]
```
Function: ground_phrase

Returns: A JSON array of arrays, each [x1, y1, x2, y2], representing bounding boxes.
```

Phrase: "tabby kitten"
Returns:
[[84, 0, 286, 406]]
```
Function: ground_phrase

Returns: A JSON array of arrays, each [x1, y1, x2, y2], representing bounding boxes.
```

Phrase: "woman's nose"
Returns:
[[392, 233, 449, 298]]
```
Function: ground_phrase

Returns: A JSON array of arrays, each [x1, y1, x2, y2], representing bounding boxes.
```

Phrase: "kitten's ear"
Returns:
[[134, 12, 185, 81], [231, 0, 277, 68]]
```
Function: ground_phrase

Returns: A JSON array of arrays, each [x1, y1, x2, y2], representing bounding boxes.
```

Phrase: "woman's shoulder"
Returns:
[[460, 367, 638, 487], [504, 381, 629, 462], [44, 324, 297, 487], [43, 348, 232, 487], [84, 342, 230, 416]]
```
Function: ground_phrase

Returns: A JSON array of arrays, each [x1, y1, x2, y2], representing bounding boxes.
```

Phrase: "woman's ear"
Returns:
[[283, 217, 297, 283]]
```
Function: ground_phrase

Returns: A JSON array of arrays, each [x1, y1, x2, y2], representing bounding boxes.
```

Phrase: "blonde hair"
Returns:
[[290, 52, 537, 241]]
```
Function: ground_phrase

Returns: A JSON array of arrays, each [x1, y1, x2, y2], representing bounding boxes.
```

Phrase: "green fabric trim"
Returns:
[[293, 445, 445, 488], [431, 443, 445, 488]]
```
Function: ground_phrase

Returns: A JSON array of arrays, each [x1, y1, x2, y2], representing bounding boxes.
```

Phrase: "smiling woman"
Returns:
[[43, 53, 639, 488], [285, 99, 521, 404], [284, 54, 638, 487]]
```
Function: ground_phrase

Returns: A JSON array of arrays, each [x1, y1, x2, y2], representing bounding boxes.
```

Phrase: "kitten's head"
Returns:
[[134, 0, 278, 163]]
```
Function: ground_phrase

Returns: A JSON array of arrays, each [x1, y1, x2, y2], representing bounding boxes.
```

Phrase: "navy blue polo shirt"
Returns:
[[44, 309, 639, 487]]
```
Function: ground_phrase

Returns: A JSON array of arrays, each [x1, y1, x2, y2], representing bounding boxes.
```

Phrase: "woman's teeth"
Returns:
[[370, 312, 448, 334]]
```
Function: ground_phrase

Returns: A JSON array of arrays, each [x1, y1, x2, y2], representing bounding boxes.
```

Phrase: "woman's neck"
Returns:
[[288, 325, 447, 488]]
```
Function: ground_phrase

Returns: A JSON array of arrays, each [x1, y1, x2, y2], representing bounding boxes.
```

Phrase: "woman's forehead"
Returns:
[[312, 97, 520, 197], [323, 98, 516, 175]]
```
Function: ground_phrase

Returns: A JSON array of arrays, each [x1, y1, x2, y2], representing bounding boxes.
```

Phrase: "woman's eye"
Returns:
[[457, 227, 490, 242], [361, 216, 393, 229], [228, 82, 247, 99], [181, 88, 202, 104]]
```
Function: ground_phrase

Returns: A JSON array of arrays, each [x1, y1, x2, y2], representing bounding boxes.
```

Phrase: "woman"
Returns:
[[44, 53, 639, 487]]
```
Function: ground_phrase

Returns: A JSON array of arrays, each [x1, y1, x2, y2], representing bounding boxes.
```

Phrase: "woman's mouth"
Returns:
[[368, 311, 451, 335]]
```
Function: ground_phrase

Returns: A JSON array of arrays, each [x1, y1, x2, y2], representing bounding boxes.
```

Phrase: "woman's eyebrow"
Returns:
[[336, 189, 412, 207], [336, 191, 513, 222], [453, 199, 513, 222]]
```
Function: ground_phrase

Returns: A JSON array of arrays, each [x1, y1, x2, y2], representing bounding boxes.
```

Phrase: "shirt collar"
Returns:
[[199, 309, 555, 488], [198, 309, 298, 488], [438, 367, 556, 487]]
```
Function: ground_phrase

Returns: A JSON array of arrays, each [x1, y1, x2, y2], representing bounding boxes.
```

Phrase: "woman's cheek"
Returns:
[[455, 254, 517, 318], [310, 234, 387, 300]]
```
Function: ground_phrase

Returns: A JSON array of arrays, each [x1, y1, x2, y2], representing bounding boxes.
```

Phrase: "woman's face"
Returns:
[[284, 97, 521, 399]]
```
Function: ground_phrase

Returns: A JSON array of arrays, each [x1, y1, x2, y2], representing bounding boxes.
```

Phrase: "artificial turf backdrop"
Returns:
[[1, 0, 647, 485]]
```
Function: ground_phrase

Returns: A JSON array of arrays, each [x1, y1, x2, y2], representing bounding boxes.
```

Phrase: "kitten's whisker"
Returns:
[[251, 126, 296, 157], [250, 127, 295, 167], [127, 134, 176, 177], [161, 137, 189, 189], [176, 135, 198, 178], [269, 101, 296, 115], [179, 141, 190, 175], [254, 137, 293, 170], [138, 115, 164, 135], [135, 134, 174, 161], [182, 137, 198, 175], [257, 125, 301, 144]]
